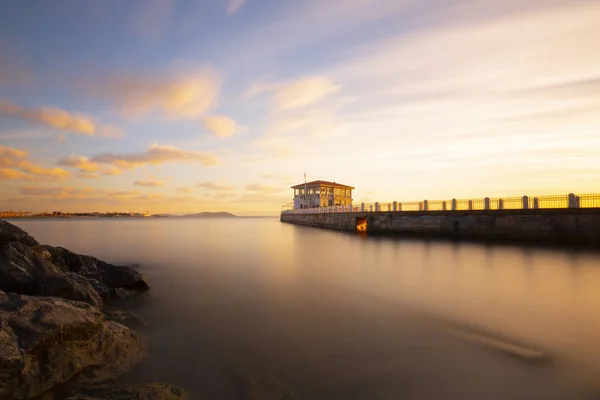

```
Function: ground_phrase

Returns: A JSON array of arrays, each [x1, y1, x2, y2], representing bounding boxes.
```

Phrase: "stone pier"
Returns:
[[280, 208, 600, 247]]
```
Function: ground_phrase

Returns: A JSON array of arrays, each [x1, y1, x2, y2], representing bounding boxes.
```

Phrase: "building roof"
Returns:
[[291, 180, 354, 189]]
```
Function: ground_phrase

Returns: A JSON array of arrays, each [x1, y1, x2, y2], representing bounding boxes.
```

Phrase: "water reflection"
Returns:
[[10, 218, 600, 399]]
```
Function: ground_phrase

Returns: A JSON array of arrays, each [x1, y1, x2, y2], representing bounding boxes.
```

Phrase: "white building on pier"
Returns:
[[291, 180, 354, 210]]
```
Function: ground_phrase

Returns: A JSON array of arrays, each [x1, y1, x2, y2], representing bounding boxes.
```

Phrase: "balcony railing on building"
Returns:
[[281, 193, 600, 214]]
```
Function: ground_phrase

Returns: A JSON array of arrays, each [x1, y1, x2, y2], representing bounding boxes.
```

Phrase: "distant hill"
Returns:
[[179, 212, 236, 218]]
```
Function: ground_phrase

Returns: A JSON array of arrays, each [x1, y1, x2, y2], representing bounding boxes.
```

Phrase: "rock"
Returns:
[[0, 290, 146, 400], [0, 242, 102, 307], [103, 309, 147, 328], [64, 383, 189, 400], [41, 245, 150, 292], [0, 220, 39, 249]]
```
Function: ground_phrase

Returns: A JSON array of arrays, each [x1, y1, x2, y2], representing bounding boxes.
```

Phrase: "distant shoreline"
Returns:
[[2, 215, 279, 219]]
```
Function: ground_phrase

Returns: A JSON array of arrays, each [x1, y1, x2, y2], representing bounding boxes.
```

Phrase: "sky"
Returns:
[[0, 0, 599, 216]]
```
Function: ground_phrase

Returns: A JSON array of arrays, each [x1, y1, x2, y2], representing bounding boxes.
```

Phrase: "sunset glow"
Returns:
[[1, 0, 599, 215]]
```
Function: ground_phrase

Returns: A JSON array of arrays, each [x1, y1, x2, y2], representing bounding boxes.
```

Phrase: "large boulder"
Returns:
[[41, 245, 150, 292], [64, 383, 189, 400], [0, 220, 39, 249], [0, 242, 102, 307], [0, 290, 146, 400]]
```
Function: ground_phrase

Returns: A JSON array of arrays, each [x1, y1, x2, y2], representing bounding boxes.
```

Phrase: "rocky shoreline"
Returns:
[[0, 220, 188, 400]]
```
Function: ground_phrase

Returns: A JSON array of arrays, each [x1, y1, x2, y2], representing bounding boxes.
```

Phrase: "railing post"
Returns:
[[442, 201, 447, 211], [398, 202, 402, 211], [468, 200, 473, 211], [393, 201, 397, 212], [484, 197, 490, 210], [498, 199, 504, 210], [423, 200, 428, 211], [522, 195, 529, 210], [568, 193, 577, 208], [370, 204, 373, 212], [533, 197, 539, 209], [451, 198, 457, 211], [361, 202, 365, 212], [576, 195, 581, 208]]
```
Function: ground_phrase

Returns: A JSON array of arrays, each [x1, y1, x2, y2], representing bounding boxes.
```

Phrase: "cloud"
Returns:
[[261, 174, 296, 185], [134, 180, 165, 187], [89, 143, 219, 169], [0, 99, 123, 137], [0, 146, 70, 181], [93, 69, 221, 120], [244, 183, 284, 194], [57, 155, 122, 176], [19, 186, 139, 201], [245, 76, 341, 111], [274, 76, 341, 110], [0, 129, 56, 141], [15, 186, 206, 208], [176, 186, 195, 193], [202, 115, 238, 137], [227, 0, 245, 14], [195, 181, 235, 191]]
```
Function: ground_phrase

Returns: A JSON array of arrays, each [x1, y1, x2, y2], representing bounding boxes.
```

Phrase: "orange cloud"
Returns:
[[244, 76, 341, 110], [15, 186, 207, 209], [90, 144, 219, 169], [57, 155, 122, 177], [58, 155, 100, 172], [202, 115, 238, 137], [0, 99, 123, 137], [20, 186, 139, 200], [0, 146, 69, 181], [176, 186, 195, 193], [95, 69, 221, 120], [195, 181, 235, 191], [244, 183, 283, 194], [134, 180, 165, 187]]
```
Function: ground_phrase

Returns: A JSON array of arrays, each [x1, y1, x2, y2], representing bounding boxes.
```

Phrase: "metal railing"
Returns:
[[281, 193, 600, 214]]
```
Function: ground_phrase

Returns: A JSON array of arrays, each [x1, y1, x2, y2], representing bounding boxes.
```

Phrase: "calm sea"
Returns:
[[10, 217, 600, 399]]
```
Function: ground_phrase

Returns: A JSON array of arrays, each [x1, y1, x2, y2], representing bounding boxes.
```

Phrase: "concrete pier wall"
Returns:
[[280, 209, 600, 246]]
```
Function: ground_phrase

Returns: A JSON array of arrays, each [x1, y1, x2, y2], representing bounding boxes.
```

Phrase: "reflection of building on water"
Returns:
[[291, 180, 354, 210]]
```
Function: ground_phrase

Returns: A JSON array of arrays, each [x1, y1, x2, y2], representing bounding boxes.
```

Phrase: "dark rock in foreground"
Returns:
[[0, 219, 39, 248], [0, 220, 149, 304], [0, 290, 147, 400], [64, 383, 189, 400], [0, 220, 189, 400], [0, 242, 103, 307], [41, 245, 150, 292]]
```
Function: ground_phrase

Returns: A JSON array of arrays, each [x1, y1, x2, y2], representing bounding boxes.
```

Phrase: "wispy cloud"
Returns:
[[274, 76, 341, 110], [91, 69, 221, 120], [89, 144, 219, 169], [227, 0, 246, 15], [134, 179, 165, 187], [176, 186, 195, 193], [195, 181, 235, 191], [245, 76, 342, 111], [15, 186, 207, 209], [244, 183, 284, 194], [57, 155, 121, 176], [0, 99, 123, 137], [203, 115, 238, 137], [0, 146, 70, 181]]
